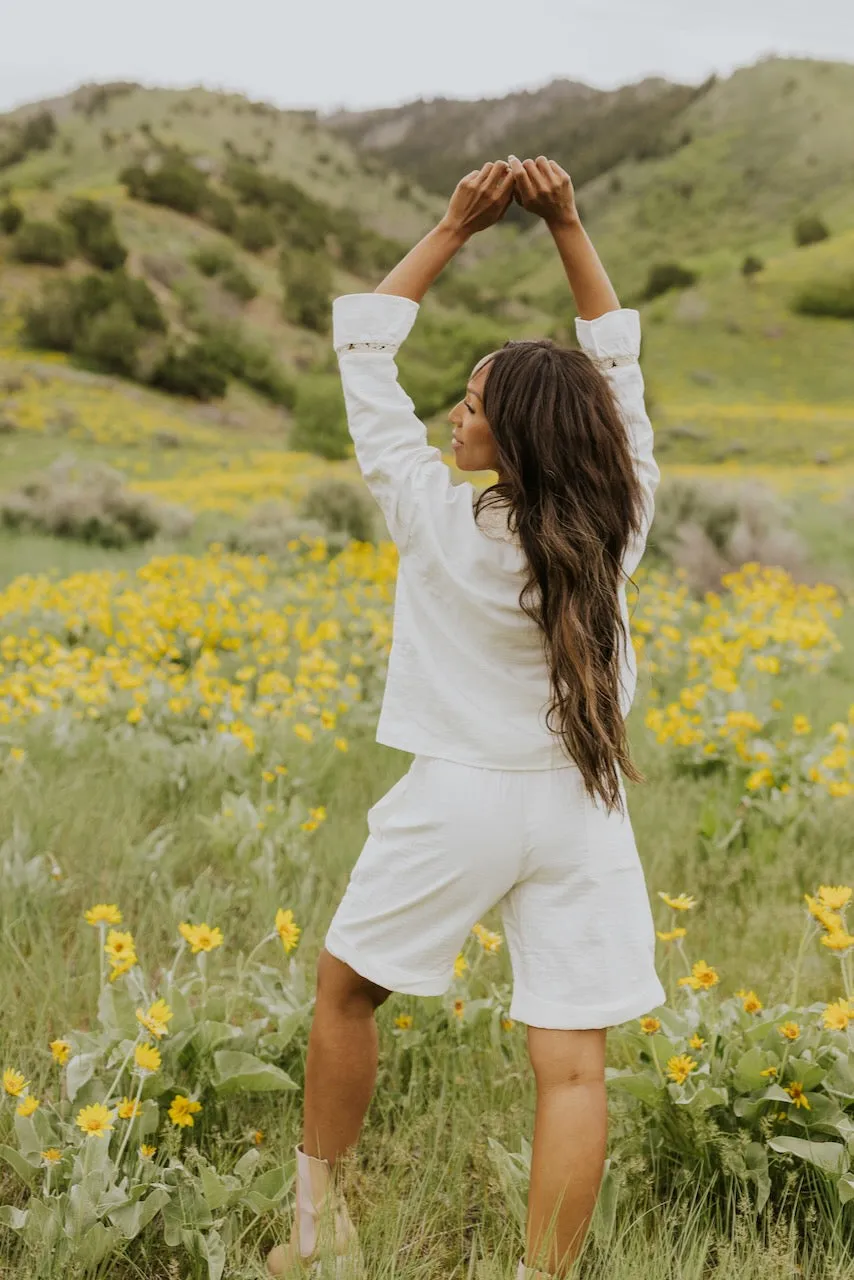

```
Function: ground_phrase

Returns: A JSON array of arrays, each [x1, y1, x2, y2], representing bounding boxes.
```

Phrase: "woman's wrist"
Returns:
[[546, 209, 582, 233], [436, 216, 471, 248]]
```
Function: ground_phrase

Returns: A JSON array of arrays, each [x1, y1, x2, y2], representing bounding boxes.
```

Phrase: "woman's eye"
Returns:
[[464, 402, 475, 413]]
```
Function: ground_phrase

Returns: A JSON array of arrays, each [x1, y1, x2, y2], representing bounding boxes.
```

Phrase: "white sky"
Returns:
[[1, 0, 852, 114]]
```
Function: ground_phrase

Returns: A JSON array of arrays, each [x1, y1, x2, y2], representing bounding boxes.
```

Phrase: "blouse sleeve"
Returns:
[[332, 292, 451, 552], [574, 308, 659, 579]]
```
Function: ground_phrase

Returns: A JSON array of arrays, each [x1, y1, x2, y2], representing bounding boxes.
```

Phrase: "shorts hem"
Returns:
[[324, 929, 452, 997], [509, 981, 667, 1030]]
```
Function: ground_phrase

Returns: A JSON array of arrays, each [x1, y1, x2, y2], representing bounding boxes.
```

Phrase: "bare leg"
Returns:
[[303, 948, 392, 1163], [267, 951, 391, 1275], [525, 1027, 608, 1277]]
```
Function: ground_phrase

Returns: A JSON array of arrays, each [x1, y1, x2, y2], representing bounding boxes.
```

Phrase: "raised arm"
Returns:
[[508, 154, 658, 574]]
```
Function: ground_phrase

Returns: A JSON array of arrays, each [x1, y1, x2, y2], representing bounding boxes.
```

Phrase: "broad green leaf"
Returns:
[[212, 1051, 297, 1095], [744, 1142, 771, 1213], [606, 1072, 663, 1105], [838, 1174, 854, 1205], [198, 1160, 240, 1210], [108, 1187, 171, 1238], [66, 1051, 101, 1102], [0, 1205, 28, 1230], [0, 1146, 38, 1187], [784, 1057, 826, 1092], [233, 1147, 262, 1182], [768, 1135, 846, 1175], [98, 985, 139, 1039], [192, 1020, 245, 1052], [14, 1109, 57, 1157], [733, 1047, 774, 1093], [75, 1221, 122, 1267], [679, 1084, 728, 1113]]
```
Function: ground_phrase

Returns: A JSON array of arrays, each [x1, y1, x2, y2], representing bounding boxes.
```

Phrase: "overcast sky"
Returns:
[[1, 0, 852, 115]]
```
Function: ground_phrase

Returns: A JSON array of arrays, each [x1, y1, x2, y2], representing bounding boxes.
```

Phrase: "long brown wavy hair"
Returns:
[[474, 337, 646, 815]]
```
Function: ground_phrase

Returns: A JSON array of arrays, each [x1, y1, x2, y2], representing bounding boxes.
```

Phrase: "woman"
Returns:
[[267, 155, 666, 1280]]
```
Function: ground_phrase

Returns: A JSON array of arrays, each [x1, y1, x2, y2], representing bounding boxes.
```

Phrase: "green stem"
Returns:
[[649, 1038, 666, 1086], [244, 931, 276, 969], [103, 1038, 139, 1107], [98, 922, 106, 991], [114, 1074, 145, 1169], [790, 919, 815, 1007]]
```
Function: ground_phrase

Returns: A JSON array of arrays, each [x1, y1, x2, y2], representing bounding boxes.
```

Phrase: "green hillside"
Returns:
[[0, 60, 852, 524]]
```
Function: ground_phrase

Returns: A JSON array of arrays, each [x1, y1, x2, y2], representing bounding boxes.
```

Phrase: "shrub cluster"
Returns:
[[191, 243, 258, 301], [790, 276, 854, 320], [0, 200, 23, 234], [0, 457, 192, 547], [647, 476, 807, 591], [120, 152, 210, 216], [642, 262, 698, 301], [793, 215, 830, 247], [22, 271, 166, 378], [289, 376, 351, 460], [58, 197, 127, 270], [0, 109, 57, 171], [280, 248, 332, 333], [12, 219, 75, 265]]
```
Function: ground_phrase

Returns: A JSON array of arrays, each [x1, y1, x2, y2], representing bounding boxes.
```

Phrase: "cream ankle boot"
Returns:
[[266, 1144, 363, 1277], [517, 1260, 554, 1280]]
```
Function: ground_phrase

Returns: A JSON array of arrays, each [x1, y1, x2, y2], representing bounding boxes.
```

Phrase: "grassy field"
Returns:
[[0, 504, 853, 1279]]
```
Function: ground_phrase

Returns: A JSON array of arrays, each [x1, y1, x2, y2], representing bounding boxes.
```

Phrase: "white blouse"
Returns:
[[332, 293, 659, 771]]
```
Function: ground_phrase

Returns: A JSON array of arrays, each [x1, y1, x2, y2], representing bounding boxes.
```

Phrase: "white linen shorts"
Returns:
[[324, 755, 666, 1030]]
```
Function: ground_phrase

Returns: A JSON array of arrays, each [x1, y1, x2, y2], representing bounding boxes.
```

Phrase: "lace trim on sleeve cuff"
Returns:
[[336, 340, 396, 353], [584, 352, 639, 372]]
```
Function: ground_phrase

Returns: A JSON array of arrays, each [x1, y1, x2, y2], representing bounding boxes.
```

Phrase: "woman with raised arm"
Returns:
[[267, 155, 665, 1280]]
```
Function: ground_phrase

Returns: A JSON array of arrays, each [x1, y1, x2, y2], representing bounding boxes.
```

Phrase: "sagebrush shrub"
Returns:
[[0, 458, 192, 547], [791, 276, 854, 320], [12, 219, 75, 266], [642, 262, 698, 301], [298, 479, 377, 543], [289, 376, 350, 460]]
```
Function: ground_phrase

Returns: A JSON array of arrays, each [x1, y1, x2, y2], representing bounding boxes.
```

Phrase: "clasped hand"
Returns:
[[441, 155, 577, 239]]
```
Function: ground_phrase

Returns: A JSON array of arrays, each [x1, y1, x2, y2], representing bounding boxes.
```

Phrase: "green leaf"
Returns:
[[98, 985, 139, 1039], [0, 1145, 39, 1186], [838, 1174, 854, 1205], [768, 1136, 847, 1175], [212, 1051, 297, 1095], [606, 1072, 664, 1105], [0, 1205, 28, 1230], [198, 1160, 240, 1211], [744, 1142, 771, 1213], [678, 1084, 729, 1113], [75, 1221, 122, 1267], [193, 1020, 245, 1052], [784, 1057, 826, 1092], [198, 1227, 226, 1280], [108, 1187, 171, 1238], [66, 1051, 101, 1103], [233, 1148, 261, 1182], [733, 1047, 774, 1093]]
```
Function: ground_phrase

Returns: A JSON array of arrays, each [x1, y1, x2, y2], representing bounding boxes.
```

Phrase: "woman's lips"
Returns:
[[452, 438, 462, 449]]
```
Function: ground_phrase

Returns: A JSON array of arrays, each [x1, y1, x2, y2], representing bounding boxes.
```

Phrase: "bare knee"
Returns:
[[316, 947, 392, 1015], [527, 1026, 606, 1092]]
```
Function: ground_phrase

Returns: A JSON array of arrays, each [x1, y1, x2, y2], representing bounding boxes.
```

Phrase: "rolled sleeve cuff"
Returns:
[[575, 308, 641, 360], [332, 293, 420, 355]]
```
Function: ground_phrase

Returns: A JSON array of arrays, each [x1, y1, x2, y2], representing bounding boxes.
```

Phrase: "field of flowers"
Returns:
[[0, 530, 853, 1279]]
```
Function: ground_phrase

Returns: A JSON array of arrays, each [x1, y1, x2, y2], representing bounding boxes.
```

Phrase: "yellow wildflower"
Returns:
[[134, 1042, 161, 1074], [501, 1017, 515, 1031], [3, 1068, 28, 1097], [760, 1065, 778, 1078], [689, 1034, 706, 1050], [452, 999, 465, 1020], [41, 1148, 62, 1164], [135, 999, 173, 1039], [50, 1039, 71, 1065], [84, 903, 122, 927], [821, 930, 854, 953], [639, 1016, 661, 1035], [822, 999, 851, 1031], [666, 1054, 698, 1085], [658, 893, 697, 911], [472, 922, 502, 953], [792, 715, 811, 736], [253, 1130, 264, 1145], [17, 1096, 39, 1117], [179, 922, 224, 953], [778, 1021, 800, 1041], [453, 953, 468, 978], [140, 1144, 157, 1159], [275, 908, 301, 953], [656, 928, 687, 942], [737, 989, 763, 1014], [785, 1082, 810, 1110], [817, 885, 852, 912], [76, 1103, 115, 1137], [118, 1096, 143, 1120], [804, 895, 843, 933], [394, 1015, 414, 1031], [168, 1095, 202, 1127], [678, 960, 720, 991]]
